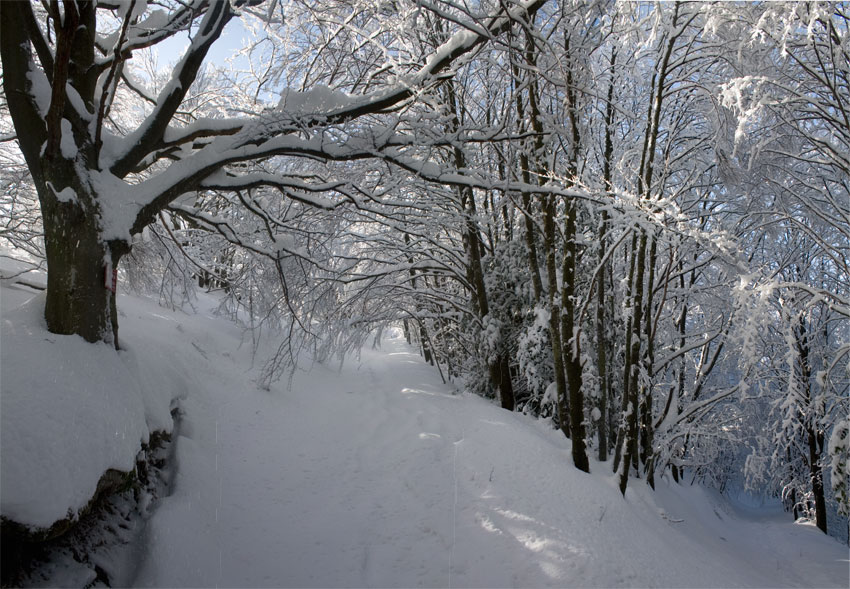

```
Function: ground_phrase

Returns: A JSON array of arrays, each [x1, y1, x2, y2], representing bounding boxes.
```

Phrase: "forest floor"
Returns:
[[2, 276, 848, 587]]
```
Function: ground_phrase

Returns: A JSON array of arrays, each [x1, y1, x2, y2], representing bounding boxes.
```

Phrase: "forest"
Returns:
[[1, 0, 848, 563]]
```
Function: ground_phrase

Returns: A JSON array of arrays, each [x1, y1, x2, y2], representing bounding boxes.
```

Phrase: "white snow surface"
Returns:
[[1, 282, 847, 587], [0, 281, 180, 528]]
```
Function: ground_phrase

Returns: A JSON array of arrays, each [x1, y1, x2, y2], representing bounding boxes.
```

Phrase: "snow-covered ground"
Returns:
[[2, 279, 848, 588]]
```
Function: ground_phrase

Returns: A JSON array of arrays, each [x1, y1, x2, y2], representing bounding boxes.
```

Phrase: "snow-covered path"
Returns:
[[130, 318, 849, 588], [134, 333, 470, 587]]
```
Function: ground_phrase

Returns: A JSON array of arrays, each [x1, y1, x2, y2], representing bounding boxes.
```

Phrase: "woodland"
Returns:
[[0, 0, 848, 543]]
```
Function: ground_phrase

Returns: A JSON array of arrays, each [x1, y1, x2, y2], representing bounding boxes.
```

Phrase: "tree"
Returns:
[[1, 0, 545, 347]]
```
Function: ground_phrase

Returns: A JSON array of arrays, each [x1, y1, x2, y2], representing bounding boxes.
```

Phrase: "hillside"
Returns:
[[1, 279, 847, 587]]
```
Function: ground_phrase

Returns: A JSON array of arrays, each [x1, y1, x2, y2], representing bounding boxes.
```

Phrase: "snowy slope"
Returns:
[[0, 279, 177, 529], [2, 283, 848, 587]]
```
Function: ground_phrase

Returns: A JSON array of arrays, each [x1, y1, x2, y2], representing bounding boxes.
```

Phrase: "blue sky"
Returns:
[[153, 17, 250, 70]]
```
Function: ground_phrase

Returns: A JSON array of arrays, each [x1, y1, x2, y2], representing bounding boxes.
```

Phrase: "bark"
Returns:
[[640, 234, 658, 488], [596, 49, 617, 462], [618, 231, 647, 495], [543, 197, 569, 434], [559, 34, 589, 473], [517, 24, 572, 437], [2, 1, 129, 347], [808, 425, 828, 534], [797, 319, 828, 533], [613, 232, 638, 475], [42, 195, 127, 347], [511, 48, 544, 302], [560, 194, 588, 469]]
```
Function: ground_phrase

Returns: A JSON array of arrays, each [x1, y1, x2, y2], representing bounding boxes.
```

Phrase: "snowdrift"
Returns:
[[1, 279, 183, 534]]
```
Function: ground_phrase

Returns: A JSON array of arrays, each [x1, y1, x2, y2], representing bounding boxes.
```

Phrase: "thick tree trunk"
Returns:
[[2, 0, 126, 347], [41, 198, 127, 348]]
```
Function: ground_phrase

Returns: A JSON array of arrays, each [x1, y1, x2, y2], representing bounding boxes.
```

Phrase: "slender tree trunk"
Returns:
[[797, 319, 827, 533], [558, 34, 589, 472], [511, 53, 544, 303], [619, 231, 648, 495], [542, 196, 569, 433], [561, 196, 588, 471], [596, 48, 617, 462], [640, 234, 658, 488], [808, 425, 828, 533], [444, 78, 515, 411], [596, 268, 609, 462], [613, 232, 638, 475]]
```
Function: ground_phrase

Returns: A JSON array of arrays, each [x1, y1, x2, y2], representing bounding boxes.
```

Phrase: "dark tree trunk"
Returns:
[[2, 0, 129, 348], [808, 426, 828, 533], [42, 198, 126, 347], [797, 318, 827, 534], [420, 322, 433, 365], [618, 231, 648, 495], [443, 76, 515, 412], [558, 33, 589, 473], [596, 48, 617, 463], [561, 197, 589, 473], [542, 195, 569, 437], [613, 232, 639, 476]]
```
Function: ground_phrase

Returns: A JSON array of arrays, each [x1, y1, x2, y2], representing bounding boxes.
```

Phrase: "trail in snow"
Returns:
[[127, 300, 849, 588], [134, 331, 467, 587]]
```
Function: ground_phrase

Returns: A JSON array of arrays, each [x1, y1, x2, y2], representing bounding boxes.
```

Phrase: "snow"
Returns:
[[1, 294, 142, 527], [26, 69, 52, 117], [278, 85, 355, 116], [48, 182, 77, 204], [1, 279, 848, 587], [59, 118, 76, 159], [1, 278, 182, 529]]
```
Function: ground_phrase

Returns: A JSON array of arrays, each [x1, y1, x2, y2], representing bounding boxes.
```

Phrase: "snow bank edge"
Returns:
[[0, 292, 179, 535]]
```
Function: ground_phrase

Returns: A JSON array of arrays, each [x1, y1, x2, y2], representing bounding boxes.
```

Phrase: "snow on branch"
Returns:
[[107, 0, 237, 177]]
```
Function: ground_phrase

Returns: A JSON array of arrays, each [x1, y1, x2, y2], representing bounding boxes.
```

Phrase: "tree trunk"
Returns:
[[543, 196, 569, 435], [596, 48, 617, 463], [2, 0, 126, 347], [559, 33, 589, 473], [640, 235, 658, 488], [613, 232, 639, 475], [797, 318, 827, 534], [42, 199, 126, 347], [808, 425, 828, 533], [618, 231, 648, 495], [561, 197, 589, 472], [36, 152, 130, 348]]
